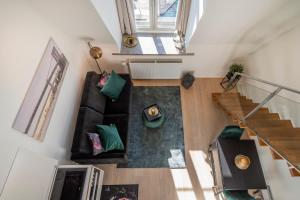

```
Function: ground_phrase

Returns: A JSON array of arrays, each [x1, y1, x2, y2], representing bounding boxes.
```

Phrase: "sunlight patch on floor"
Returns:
[[176, 190, 198, 200], [190, 150, 217, 200], [170, 168, 197, 200]]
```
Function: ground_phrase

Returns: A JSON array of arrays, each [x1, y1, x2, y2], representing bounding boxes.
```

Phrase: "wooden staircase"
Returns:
[[212, 92, 300, 177]]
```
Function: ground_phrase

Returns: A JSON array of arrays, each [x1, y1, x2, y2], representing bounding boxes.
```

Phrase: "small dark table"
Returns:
[[143, 104, 162, 121], [142, 104, 165, 128], [209, 139, 267, 193]]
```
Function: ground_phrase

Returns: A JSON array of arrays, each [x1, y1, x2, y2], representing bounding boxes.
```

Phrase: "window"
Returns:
[[134, 0, 179, 32]]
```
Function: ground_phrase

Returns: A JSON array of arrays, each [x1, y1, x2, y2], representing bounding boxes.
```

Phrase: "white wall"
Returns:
[[91, 0, 122, 50], [243, 23, 300, 100], [1, 148, 58, 200], [252, 137, 300, 200], [0, 0, 92, 193], [189, 0, 287, 44], [239, 6, 300, 199], [28, 0, 115, 44]]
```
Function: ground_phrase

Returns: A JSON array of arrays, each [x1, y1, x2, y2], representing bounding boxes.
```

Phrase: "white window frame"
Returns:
[[135, 0, 177, 33]]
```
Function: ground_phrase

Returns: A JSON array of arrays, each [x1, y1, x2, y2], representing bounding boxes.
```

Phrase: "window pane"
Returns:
[[157, 0, 178, 30], [134, 0, 151, 29]]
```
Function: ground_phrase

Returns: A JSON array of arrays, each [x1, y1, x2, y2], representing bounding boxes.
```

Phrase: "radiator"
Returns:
[[128, 59, 182, 79]]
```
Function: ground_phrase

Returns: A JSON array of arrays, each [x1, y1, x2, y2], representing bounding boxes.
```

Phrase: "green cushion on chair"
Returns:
[[219, 125, 244, 139], [96, 124, 124, 152], [223, 190, 255, 200], [101, 70, 126, 100]]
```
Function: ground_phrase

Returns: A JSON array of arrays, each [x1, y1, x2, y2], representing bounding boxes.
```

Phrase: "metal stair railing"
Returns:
[[227, 72, 300, 123]]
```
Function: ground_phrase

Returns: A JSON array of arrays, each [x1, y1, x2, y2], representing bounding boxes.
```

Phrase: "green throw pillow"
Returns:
[[219, 125, 244, 139], [96, 124, 124, 152], [223, 190, 255, 200], [100, 70, 126, 100]]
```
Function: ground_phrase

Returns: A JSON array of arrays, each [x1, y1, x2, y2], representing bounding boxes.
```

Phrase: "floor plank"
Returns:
[[97, 78, 230, 200]]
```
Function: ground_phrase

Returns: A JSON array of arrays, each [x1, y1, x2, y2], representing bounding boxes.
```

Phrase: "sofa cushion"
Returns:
[[105, 74, 132, 115], [96, 124, 124, 152], [219, 125, 244, 139], [71, 114, 129, 162], [103, 114, 129, 151], [71, 107, 104, 154], [86, 133, 104, 156], [80, 71, 106, 113], [97, 71, 110, 88], [223, 190, 255, 200], [101, 70, 126, 100]]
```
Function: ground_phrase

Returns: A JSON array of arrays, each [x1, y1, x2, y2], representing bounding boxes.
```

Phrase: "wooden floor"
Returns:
[[97, 78, 230, 200]]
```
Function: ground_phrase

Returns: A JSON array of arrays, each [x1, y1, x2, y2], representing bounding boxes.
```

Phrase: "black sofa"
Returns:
[[71, 71, 132, 164]]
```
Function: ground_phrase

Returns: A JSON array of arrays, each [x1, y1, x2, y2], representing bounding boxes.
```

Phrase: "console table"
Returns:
[[209, 139, 268, 194]]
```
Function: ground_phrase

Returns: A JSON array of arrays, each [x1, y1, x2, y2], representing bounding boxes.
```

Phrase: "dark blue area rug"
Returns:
[[118, 86, 186, 168]]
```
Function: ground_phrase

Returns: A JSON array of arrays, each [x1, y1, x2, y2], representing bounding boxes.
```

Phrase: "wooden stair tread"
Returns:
[[230, 109, 270, 118], [268, 139, 300, 149], [216, 97, 248, 102], [289, 168, 300, 177], [218, 102, 257, 108], [230, 108, 269, 114], [249, 113, 280, 120], [280, 149, 300, 165], [213, 93, 248, 100], [216, 97, 253, 102], [246, 119, 293, 129], [212, 92, 242, 96], [256, 128, 300, 139], [219, 104, 261, 110], [212, 92, 300, 176], [266, 140, 300, 165], [228, 108, 269, 114]]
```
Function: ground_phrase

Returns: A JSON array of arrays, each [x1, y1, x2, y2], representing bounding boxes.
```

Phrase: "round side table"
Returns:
[[142, 113, 165, 128]]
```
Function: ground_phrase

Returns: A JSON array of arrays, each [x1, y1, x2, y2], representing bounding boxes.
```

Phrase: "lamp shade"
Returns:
[[89, 46, 102, 60]]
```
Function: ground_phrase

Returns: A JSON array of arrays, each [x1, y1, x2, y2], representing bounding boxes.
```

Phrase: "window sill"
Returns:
[[136, 30, 175, 34], [116, 33, 193, 56], [112, 52, 194, 56]]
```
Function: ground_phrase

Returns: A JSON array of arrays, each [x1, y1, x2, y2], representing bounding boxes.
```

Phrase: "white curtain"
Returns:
[[116, 0, 136, 35], [174, 0, 191, 49]]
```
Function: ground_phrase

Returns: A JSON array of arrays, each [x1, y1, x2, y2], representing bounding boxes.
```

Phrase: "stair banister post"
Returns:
[[241, 87, 282, 123]]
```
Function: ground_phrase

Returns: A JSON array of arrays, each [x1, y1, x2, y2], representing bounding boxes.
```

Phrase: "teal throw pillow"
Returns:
[[96, 124, 124, 152], [219, 125, 244, 139], [100, 70, 126, 100], [223, 190, 255, 200]]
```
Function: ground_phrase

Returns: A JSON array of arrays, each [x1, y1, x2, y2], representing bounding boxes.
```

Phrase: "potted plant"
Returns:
[[227, 64, 244, 79], [220, 64, 245, 89]]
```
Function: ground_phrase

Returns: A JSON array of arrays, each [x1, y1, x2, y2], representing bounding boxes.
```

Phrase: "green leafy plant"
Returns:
[[229, 64, 244, 74]]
